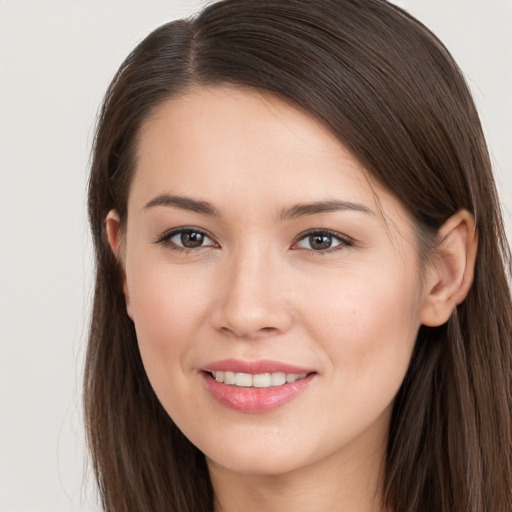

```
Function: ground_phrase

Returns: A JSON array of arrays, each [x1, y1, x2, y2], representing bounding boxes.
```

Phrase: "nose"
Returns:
[[211, 247, 293, 340]]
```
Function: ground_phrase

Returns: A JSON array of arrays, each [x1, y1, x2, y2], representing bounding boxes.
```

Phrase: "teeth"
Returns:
[[253, 373, 271, 388], [211, 371, 308, 387], [235, 373, 253, 387], [271, 372, 286, 386], [224, 371, 236, 385]]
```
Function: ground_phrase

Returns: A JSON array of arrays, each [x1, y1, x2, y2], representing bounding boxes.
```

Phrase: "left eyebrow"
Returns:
[[279, 200, 375, 220], [143, 193, 219, 216]]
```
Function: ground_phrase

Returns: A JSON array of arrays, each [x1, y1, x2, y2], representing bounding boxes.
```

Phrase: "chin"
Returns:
[[191, 425, 332, 478], [205, 447, 307, 477]]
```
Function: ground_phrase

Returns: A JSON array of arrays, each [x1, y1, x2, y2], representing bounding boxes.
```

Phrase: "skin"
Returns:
[[106, 86, 477, 512]]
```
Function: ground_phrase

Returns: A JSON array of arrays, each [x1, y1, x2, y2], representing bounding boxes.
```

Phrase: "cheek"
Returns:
[[301, 267, 421, 392], [124, 258, 211, 393]]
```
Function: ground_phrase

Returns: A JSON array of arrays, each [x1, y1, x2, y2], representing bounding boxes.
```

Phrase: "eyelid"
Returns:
[[154, 226, 219, 250], [291, 228, 354, 253], [154, 226, 352, 254]]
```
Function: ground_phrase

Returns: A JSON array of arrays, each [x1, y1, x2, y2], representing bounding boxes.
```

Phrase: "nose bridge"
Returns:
[[214, 239, 291, 338]]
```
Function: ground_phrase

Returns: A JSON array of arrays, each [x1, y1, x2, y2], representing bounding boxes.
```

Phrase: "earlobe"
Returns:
[[420, 210, 478, 327], [105, 210, 134, 320]]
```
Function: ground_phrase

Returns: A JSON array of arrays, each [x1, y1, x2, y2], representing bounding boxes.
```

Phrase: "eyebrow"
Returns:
[[143, 194, 219, 216], [279, 200, 375, 220], [143, 194, 374, 219]]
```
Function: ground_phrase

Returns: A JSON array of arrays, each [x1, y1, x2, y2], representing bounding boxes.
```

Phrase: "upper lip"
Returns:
[[202, 359, 315, 375]]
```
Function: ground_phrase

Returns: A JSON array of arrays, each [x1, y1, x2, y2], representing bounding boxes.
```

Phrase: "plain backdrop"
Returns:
[[0, 1, 510, 511]]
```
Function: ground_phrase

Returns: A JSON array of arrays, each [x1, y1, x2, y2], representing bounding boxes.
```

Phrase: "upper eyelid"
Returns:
[[293, 228, 352, 243], [154, 226, 352, 248], [155, 226, 218, 245], [290, 229, 354, 255]]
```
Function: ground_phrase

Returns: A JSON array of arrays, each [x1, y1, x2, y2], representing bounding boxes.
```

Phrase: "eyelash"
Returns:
[[291, 229, 353, 255], [154, 227, 353, 254], [155, 226, 218, 254]]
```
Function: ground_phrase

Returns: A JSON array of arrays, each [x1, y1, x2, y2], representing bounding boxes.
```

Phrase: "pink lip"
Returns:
[[203, 359, 313, 375], [200, 359, 316, 413]]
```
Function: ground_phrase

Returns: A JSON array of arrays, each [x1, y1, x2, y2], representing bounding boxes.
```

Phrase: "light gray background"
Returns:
[[0, 1, 510, 511]]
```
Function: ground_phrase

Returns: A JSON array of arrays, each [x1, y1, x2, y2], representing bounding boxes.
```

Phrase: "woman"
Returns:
[[85, 1, 512, 511]]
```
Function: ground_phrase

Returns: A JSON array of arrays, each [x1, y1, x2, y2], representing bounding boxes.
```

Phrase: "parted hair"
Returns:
[[85, 1, 512, 511]]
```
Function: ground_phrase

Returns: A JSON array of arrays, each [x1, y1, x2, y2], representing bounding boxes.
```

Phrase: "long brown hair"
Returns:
[[85, 1, 512, 510]]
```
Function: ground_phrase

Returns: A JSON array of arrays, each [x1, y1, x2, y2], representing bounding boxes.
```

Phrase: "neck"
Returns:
[[208, 424, 389, 512]]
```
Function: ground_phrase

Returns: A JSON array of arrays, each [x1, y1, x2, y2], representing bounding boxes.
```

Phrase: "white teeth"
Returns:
[[271, 372, 286, 386], [224, 371, 236, 385], [252, 373, 271, 388], [235, 373, 253, 387], [211, 371, 308, 387]]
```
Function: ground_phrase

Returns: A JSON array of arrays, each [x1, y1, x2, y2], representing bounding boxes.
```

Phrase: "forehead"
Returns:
[[131, 86, 410, 230], [136, 85, 360, 175]]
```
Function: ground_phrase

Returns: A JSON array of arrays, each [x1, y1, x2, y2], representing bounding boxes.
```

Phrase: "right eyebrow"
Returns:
[[279, 199, 375, 220], [143, 193, 220, 216]]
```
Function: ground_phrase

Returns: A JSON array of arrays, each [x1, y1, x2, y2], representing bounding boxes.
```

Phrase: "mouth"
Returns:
[[200, 360, 316, 413], [207, 370, 309, 388]]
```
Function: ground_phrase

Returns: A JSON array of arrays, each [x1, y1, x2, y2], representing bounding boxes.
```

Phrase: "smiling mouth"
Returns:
[[208, 371, 309, 388], [201, 366, 316, 412]]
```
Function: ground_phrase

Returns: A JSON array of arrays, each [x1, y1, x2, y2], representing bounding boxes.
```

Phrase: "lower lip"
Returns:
[[201, 372, 315, 413]]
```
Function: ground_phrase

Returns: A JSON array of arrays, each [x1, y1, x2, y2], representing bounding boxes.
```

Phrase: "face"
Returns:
[[114, 86, 429, 478]]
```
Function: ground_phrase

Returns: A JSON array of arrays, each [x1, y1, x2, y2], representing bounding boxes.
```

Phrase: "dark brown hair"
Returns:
[[85, 1, 512, 510]]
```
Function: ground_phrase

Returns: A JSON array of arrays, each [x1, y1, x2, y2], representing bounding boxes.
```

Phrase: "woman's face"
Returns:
[[115, 86, 430, 477]]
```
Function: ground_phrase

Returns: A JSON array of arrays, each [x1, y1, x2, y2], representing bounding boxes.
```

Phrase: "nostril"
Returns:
[[218, 325, 278, 339], [212, 298, 293, 339]]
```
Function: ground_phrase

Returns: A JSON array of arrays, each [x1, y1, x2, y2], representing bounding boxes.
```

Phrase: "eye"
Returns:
[[156, 227, 218, 251], [293, 230, 351, 252]]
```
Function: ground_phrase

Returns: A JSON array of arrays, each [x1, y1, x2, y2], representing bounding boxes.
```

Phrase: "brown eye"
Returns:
[[180, 230, 205, 248], [157, 227, 217, 251], [309, 234, 333, 250], [294, 230, 349, 252]]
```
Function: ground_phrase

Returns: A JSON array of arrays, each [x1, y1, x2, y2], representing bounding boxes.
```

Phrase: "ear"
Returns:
[[105, 210, 133, 320], [421, 210, 478, 327]]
